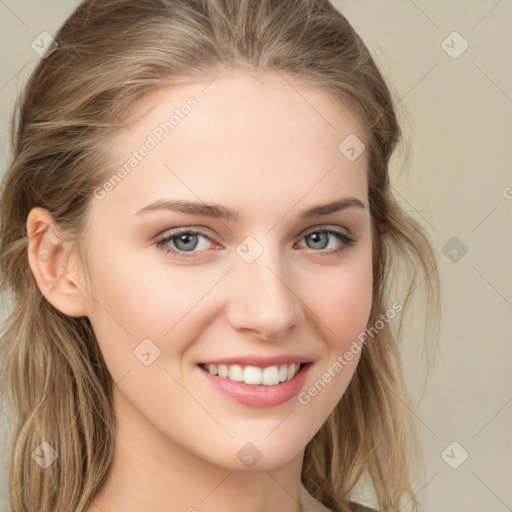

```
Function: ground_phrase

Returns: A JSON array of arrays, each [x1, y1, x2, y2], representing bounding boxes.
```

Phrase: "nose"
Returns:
[[225, 248, 304, 341]]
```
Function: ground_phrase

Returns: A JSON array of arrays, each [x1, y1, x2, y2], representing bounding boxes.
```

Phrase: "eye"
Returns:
[[155, 229, 217, 258], [155, 226, 356, 260], [295, 227, 355, 256]]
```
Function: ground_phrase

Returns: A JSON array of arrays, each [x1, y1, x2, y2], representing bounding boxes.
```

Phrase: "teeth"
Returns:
[[262, 366, 279, 385], [244, 366, 262, 385], [287, 364, 297, 381], [205, 363, 302, 386], [228, 364, 244, 382]]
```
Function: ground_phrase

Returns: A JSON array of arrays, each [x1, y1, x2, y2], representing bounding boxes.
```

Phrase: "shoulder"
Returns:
[[348, 501, 380, 512]]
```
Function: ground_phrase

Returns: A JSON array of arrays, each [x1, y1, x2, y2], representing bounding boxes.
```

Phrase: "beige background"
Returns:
[[0, 1, 510, 511]]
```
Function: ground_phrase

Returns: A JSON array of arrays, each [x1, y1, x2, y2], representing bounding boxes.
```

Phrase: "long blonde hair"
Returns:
[[0, 1, 440, 510]]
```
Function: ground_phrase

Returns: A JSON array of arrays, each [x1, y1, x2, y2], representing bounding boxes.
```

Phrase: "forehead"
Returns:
[[111, 68, 367, 157], [95, 70, 368, 220]]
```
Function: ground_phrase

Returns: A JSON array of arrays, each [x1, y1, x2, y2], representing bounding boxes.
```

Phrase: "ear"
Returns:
[[26, 207, 89, 317]]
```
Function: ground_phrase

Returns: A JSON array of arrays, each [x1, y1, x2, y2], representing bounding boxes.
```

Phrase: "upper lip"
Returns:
[[199, 355, 313, 367]]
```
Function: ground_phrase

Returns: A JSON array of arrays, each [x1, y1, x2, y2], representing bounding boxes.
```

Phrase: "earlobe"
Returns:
[[26, 207, 89, 318]]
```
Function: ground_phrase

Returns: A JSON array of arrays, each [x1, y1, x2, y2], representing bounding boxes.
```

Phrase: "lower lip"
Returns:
[[198, 363, 312, 408]]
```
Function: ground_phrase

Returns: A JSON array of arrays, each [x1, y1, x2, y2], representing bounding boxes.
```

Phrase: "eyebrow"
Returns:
[[134, 196, 367, 221]]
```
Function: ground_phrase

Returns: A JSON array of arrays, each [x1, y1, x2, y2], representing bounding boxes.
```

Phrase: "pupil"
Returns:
[[175, 233, 198, 251], [308, 232, 327, 249]]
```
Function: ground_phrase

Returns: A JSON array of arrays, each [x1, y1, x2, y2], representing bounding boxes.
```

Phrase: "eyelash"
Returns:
[[155, 227, 356, 259]]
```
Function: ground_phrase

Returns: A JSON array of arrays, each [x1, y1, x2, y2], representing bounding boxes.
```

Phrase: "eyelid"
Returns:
[[155, 224, 216, 239], [301, 223, 352, 238], [155, 228, 219, 252]]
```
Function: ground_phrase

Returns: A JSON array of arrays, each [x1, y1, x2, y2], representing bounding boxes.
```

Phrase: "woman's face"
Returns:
[[81, 70, 373, 471]]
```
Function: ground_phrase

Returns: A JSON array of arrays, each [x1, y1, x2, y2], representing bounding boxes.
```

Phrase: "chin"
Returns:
[[201, 434, 308, 472]]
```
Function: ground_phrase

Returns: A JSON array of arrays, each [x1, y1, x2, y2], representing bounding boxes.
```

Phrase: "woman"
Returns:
[[0, 1, 440, 511]]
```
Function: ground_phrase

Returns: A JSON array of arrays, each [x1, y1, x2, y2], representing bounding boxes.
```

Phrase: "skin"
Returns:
[[27, 69, 373, 512]]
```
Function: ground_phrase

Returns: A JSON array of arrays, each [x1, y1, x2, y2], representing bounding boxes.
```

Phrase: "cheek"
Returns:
[[85, 233, 372, 382], [83, 245, 165, 367], [84, 245, 222, 375], [297, 255, 372, 420], [308, 252, 373, 351]]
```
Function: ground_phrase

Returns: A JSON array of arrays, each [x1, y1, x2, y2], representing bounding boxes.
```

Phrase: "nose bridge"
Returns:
[[226, 236, 303, 338]]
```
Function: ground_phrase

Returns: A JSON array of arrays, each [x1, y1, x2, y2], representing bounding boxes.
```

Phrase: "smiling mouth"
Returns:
[[198, 362, 309, 386]]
